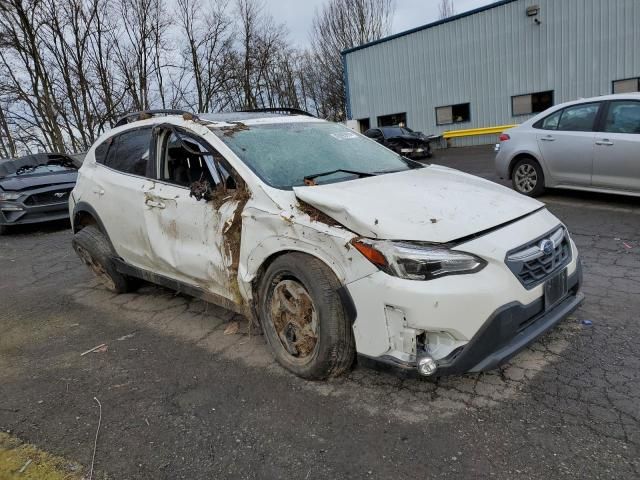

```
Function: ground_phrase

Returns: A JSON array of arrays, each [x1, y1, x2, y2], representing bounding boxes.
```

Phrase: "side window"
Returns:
[[535, 110, 563, 130], [161, 132, 217, 188], [94, 138, 112, 164], [365, 129, 382, 139], [603, 101, 640, 134], [556, 103, 601, 132], [104, 128, 152, 176]]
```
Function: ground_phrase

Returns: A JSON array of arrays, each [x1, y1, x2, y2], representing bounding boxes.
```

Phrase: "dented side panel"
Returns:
[[239, 201, 378, 296], [141, 181, 239, 300]]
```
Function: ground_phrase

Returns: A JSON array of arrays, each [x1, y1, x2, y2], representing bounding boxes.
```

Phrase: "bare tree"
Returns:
[[175, 0, 235, 112], [113, 0, 170, 111], [233, 0, 291, 110], [438, 0, 456, 19], [0, 0, 391, 155], [308, 0, 395, 121]]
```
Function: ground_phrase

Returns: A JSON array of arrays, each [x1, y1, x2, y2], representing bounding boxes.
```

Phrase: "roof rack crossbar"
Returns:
[[114, 109, 196, 127], [239, 107, 315, 117]]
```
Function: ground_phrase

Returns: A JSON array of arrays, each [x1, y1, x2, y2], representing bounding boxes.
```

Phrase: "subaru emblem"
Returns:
[[540, 239, 554, 255]]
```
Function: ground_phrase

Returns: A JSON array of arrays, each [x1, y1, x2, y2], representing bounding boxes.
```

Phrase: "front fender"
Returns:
[[238, 208, 378, 299]]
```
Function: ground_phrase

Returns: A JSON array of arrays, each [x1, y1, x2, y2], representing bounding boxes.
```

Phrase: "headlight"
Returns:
[[352, 239, 486, 281], [0, 191, 21, 201]]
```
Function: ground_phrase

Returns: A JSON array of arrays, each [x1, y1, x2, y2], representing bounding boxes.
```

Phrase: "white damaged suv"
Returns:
[[70, 109, 583, 379]]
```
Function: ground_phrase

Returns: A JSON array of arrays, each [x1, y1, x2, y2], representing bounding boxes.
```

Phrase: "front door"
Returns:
[[142, 128, 240, 301], [592, 100, 640, 192], [536, 102, 602, 186]]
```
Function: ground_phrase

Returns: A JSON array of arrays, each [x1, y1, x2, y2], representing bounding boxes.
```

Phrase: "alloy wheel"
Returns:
[[514, 163, 538, 193]]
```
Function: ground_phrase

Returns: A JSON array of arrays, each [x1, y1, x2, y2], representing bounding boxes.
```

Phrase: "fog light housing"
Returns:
[[417, 356, 437, 376]]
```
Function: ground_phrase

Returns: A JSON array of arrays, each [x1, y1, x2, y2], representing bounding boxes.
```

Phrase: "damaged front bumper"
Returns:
[[357, 262, 583, 378]]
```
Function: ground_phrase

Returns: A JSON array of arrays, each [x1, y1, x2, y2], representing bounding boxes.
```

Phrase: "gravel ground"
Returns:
[[1, 146, 639, 479]]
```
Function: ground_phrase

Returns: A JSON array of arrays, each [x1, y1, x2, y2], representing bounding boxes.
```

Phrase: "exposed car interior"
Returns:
[[162, 133, 215, 188]]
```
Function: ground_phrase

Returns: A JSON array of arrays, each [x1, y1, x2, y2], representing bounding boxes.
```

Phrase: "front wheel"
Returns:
[[257, 253, 355, 380], [512, 157, 545, 197]]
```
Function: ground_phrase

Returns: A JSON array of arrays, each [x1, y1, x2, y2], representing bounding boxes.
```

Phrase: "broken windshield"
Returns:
[[212, 122, 422, 189]]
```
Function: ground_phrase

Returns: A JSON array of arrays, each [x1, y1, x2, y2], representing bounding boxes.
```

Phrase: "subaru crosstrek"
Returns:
[[70, 109, 583, 379]]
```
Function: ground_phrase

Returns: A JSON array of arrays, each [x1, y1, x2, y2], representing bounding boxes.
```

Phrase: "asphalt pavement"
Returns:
[[1, 146, 639, 479]]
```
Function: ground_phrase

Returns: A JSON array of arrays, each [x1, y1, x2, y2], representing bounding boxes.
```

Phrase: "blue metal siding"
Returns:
[[344, 0, 640, 145]]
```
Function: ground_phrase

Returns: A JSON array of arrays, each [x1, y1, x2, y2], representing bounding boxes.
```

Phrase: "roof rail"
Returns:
[[114, 109, 197, 127], [239, 107, 315, 117]]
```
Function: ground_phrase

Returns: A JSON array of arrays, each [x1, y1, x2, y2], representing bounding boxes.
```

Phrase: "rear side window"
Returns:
[[94, 139, 111, 164], [534, 109, 562, 130], [556, 103, 601, 132], [104, 128, 152, 176], [365, 129, 382, 139], [603, 101, 640, 134]]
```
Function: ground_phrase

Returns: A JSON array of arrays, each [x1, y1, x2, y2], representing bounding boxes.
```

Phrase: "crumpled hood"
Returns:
[[293, 165, 543, 243], [0, 171, 77, 191]]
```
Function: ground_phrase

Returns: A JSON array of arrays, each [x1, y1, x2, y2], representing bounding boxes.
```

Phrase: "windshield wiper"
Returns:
[[303, 169, 376, 183]]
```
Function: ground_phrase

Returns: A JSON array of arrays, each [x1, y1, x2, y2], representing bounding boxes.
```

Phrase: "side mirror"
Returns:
[[189, 179, 213, 201]]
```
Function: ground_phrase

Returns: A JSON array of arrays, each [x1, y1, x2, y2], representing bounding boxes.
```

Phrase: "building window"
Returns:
[[358, 118, 370, 133], [435, 103, 470, 126], [377, 112, 406, 127], [612, 78, 640, 94], [512, 91, 554, 116]]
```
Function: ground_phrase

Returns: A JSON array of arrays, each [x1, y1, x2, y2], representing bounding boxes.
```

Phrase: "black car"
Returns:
[[364, 126, 435, 159], [0, 153, 81, 234]]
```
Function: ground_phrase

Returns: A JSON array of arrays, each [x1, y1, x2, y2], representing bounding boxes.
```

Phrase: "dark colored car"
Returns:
[[364, 126, 435, 159], [0, 153, 81, 234]]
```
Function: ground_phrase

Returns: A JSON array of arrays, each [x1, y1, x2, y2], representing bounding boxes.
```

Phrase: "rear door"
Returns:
[[535, 102, 602, 186], [91, 127, 156, 270], [141, 127, 240, 301], [592, 100, 640, 192]]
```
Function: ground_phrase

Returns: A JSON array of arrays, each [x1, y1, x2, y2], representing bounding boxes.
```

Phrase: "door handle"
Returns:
[[595, 139, 614, 146], [540, 136, 555, 142], [145, 199, 166, 209], [93, 188, 105, 196]]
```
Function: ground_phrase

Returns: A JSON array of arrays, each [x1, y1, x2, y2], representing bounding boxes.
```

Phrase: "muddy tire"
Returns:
[[257, 253, 355, 380], [512, 157, 545, 197], [72, 225, 138, 293]]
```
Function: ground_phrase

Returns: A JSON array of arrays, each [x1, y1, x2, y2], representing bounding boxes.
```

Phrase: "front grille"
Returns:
[[24, 188, 72, 206], [505, 226, 571, 289]]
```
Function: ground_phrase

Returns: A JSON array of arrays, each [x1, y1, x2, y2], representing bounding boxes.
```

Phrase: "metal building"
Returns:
[[343, 0, 640, 145]]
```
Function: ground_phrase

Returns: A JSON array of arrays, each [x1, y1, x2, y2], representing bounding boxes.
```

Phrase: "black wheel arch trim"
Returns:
[[72, 202, 116, 250]]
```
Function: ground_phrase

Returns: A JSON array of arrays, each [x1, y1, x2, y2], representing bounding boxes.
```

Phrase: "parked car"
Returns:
[[364, 126, 435, 159], [0, 153, 81, 234], [70, 109, 582, 380], [496, 93, 640, 197]]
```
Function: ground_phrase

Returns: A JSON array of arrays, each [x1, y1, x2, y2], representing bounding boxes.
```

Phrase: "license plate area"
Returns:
[[544, 268, 568, 310]]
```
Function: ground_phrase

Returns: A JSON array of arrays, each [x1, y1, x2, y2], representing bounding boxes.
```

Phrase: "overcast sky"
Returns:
[[277, 0, 497, 49]]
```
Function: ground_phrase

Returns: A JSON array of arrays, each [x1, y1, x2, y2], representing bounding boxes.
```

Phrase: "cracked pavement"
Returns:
[[1, 146, 639, 479]]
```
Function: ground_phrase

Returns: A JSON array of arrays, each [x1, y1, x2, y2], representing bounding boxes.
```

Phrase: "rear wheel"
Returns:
[[257, 253, 355, 380], [512, 157, 545, 197], [72, 225, 139, 293]]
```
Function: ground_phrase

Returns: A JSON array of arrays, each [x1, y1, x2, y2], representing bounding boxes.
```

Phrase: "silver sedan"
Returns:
[[495, 93, 640, 197]]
